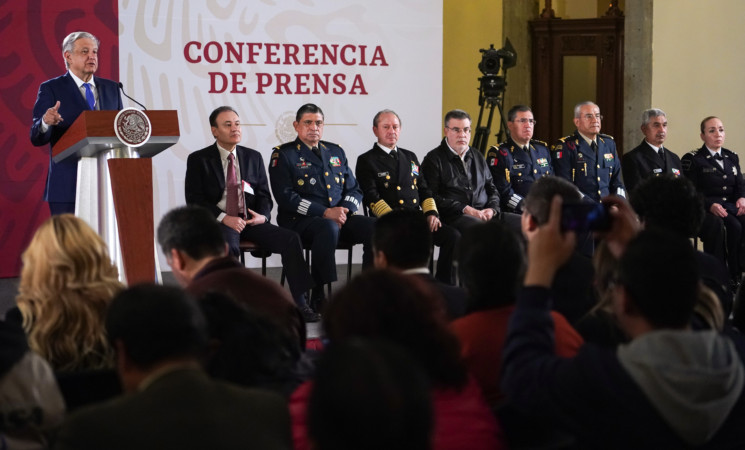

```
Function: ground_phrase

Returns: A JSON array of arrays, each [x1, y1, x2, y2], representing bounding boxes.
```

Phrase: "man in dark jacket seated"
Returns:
[[501, 195, 745, 449]]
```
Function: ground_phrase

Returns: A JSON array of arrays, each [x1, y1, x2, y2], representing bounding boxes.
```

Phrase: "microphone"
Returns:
[[118, 82, 147, 110]]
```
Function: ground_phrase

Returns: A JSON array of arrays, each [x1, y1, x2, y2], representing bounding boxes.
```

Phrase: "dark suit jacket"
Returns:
[[411, 272, 467, 320], [30, 72, 123, 203], [356, 143, 438, 216], [55, 367, 292, 450], [187, 256, 306, 349], [185, 143, 273, 220], [421, 139, 501, 223], [622, 140, 682, 194], [682, 145, 745, 211]]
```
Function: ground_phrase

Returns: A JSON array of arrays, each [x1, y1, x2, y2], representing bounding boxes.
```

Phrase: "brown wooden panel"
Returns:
[[530, 16, 624, 152], [108, 158, 155, 284]]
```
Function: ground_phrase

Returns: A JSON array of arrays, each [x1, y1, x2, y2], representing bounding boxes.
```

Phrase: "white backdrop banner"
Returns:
[[118, 0, 443, 267]]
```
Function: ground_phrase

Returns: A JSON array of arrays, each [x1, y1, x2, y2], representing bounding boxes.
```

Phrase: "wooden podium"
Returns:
[[52, 110, 179, 284]]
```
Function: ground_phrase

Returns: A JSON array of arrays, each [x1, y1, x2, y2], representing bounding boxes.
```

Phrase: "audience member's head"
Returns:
[[106, 283, 208, 391], [16, 214, 122, 372], [157, 205, 227, 285], [308, 338, 433, 450], [522, 176, 582, 231], [458, 220, 525, 311], [614, 230, 699, 333], [324, 269, 466, 389], [199, 292, 301, 396], [372, 209, 432, 270], [630, 175, 704, 239]]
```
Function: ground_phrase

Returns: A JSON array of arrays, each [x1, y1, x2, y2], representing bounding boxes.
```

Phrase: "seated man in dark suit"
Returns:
[[422, 109, 501, 234], [622, 108, 682, 195], [55, 284, 292, 450], [372, 208, 466, 319], [158, 205, 310, 345], [30, 31, 123, 215], [356, 109, 459, 284], [185, 106, 317, 321]]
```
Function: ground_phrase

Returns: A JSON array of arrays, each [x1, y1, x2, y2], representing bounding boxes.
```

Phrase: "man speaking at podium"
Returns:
[[30, 31, 123, 215]]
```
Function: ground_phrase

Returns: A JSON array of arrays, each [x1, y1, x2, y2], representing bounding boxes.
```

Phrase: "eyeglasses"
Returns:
[[446, 127, 471, 134], [582, 114, 603, 121], [513, 118, 537, 125], [301, 120, 324, 128]]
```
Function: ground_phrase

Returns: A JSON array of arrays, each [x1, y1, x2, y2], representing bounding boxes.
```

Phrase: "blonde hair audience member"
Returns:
[[15, 214, 122, 372]]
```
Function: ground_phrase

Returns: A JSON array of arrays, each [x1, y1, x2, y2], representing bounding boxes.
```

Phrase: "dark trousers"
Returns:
[[49, 201, 75, 215], [220, 222, 313, 305], [432, 224, 460, 285], [701, 208, 745, 280], [281, 214, 375, 285]]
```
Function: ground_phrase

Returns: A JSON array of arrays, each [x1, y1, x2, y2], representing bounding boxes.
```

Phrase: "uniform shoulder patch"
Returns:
[[599, 133, 615, 140], [274, 141, 296, 152], [319, 140, 340, 149], [531, 139, 548, 147]]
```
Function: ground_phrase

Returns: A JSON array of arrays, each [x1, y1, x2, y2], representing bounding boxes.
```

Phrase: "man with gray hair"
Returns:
[[552, 101, 625, 203], [622, 108, 682, 195], [30, 31, 123, 215], [356, 109, 459, 284]]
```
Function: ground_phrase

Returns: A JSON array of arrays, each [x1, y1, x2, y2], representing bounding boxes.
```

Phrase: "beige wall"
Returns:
[[651, 0, 745, 156], [443, 0, 502, 148], [444, 0, 745, 158]]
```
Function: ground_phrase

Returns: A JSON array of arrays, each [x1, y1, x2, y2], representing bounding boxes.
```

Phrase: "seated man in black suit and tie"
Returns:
[[356, 109, 459, 284], [30, 31, 123, 215], [622, 108, 683, 195], [55, 284, 292, 450], [185, 106, 317, 322], [372, 208, 467, 320]]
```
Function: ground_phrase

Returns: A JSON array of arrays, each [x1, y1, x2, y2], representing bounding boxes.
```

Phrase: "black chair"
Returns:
[[281, 240, 355, 297], [238, 241, 269, 276]]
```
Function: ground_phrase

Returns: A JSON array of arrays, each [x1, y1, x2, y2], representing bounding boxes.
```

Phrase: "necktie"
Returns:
[[83, 83, 95, 110], [226, 153, 242, 218], [312, 146, 322, 161], [714, 153, 724, 160], [590, 141, 598, 152], [390, 149, 398, 160], [524, 146, 529, 153]]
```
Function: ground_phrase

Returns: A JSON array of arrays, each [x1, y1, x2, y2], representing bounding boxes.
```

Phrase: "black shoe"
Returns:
[[300, 305, 321, 323], [310, 288, 327, 313]]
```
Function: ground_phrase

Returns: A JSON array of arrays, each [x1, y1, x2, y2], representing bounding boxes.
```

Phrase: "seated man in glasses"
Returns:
[[487, 105, 553, 214], [421, 109, 501, 234], [552, 101, 626, 203]]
